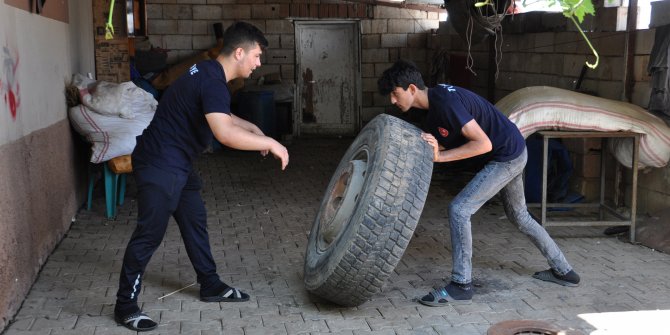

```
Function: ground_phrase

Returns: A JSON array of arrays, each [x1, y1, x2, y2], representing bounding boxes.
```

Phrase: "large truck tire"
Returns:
[[304, 114, 434, 306]]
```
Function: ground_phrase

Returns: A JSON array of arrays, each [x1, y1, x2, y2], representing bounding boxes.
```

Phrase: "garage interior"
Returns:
[[1, 0, 670, 334]]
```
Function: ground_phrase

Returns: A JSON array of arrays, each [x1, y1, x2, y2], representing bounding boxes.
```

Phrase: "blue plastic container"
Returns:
[[236, 90, 276, 139]]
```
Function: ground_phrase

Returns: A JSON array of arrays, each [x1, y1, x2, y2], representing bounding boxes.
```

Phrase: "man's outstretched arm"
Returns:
[[206, 112, 289, 170]]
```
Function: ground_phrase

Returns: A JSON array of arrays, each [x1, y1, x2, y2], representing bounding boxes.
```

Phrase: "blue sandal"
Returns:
[[418, 286, 472, 307]]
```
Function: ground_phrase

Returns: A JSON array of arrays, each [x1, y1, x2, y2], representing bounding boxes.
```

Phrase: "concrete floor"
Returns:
[[4, 138, 670, 335]]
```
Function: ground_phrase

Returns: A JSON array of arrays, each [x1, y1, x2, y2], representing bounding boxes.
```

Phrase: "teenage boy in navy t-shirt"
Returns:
[[114, 22, 289, 331], [378, 60, 579, 307]]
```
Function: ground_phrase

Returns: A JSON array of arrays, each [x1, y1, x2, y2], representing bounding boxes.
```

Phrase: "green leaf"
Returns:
[[572, 0, 595, 23], [558, 0, 595, 23]]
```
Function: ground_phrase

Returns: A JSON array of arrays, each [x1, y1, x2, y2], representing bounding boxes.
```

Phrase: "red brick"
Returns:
[[338, 4, 348, 17], [318, 4, 328, 18], [309, 4, 318, 17], [279, 4, 289, 18]]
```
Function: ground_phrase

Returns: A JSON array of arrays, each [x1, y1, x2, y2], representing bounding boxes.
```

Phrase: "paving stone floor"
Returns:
[[4, 138, 670, 335]]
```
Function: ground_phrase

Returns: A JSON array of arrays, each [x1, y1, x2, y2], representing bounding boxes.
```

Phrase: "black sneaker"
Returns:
[[418, 281, 473, 307], [533, 269, 580, 287]]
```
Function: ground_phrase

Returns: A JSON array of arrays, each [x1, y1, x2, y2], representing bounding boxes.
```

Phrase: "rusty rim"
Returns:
[[317, 150, 368, 251]]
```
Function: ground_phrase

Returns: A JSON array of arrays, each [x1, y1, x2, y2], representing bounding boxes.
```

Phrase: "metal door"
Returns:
[[295, 21, 361, 136]]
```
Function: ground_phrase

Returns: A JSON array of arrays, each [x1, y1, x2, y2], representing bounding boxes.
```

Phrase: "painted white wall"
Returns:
[[0, 4, 73, 146], [68, 2, 95, 77]]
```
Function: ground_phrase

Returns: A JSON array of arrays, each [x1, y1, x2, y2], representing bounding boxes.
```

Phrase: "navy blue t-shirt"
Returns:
[[133, 60, 231, 173], [424, 84, 525, 162]]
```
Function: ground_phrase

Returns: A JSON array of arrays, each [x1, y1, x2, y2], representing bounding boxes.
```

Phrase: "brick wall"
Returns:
[[144, 0, 442, 123]]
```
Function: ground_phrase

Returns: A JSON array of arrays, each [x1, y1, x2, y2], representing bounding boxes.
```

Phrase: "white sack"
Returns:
[[72, 73, 157, 119], [69, 104, 153, 163]]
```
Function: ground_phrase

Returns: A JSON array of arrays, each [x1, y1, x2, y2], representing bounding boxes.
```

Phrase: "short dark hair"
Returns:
[[220, 21, 269, 55], [377, 59, 426, 96]]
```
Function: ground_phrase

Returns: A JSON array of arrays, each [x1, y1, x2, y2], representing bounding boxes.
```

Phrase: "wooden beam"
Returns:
[[343, 0, 446, 14], [622, 0, 638, 102]]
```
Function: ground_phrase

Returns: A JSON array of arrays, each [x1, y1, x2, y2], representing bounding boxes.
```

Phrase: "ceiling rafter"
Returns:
[[342, 0, 446, 13]]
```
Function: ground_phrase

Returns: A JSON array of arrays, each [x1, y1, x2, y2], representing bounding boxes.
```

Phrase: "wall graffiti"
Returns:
[[1, 45, 20, 121]]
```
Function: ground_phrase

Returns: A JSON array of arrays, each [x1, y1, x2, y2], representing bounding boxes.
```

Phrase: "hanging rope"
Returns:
[[465, 15, 476, 75], [452, 0, 598, 78], [462, 0, 510, 79]]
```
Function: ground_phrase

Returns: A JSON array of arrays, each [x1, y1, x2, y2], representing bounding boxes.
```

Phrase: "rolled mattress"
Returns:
[[495, 86, 670, 168]]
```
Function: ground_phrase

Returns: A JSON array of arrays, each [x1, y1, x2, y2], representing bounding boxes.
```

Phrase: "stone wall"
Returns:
[[144, 0, 442, 123]]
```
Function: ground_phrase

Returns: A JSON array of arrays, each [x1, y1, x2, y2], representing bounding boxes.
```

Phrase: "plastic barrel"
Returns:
[[236, 90, 276, 139]]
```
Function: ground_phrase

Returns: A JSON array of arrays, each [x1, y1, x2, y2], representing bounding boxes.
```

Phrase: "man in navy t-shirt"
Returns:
[[114, 22, 289, 331], [378, 60, 579, 307]]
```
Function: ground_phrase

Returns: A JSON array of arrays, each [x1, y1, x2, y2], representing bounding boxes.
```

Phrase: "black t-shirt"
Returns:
[[424, 84, 525, 162], [133, 60, 231, 173]]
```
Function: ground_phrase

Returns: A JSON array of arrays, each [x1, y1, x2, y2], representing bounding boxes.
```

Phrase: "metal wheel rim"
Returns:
[[317, 149, 368, 251]]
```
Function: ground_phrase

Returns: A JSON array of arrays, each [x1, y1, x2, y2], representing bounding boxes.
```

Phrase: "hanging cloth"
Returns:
[[648, 24, 670, 116]]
